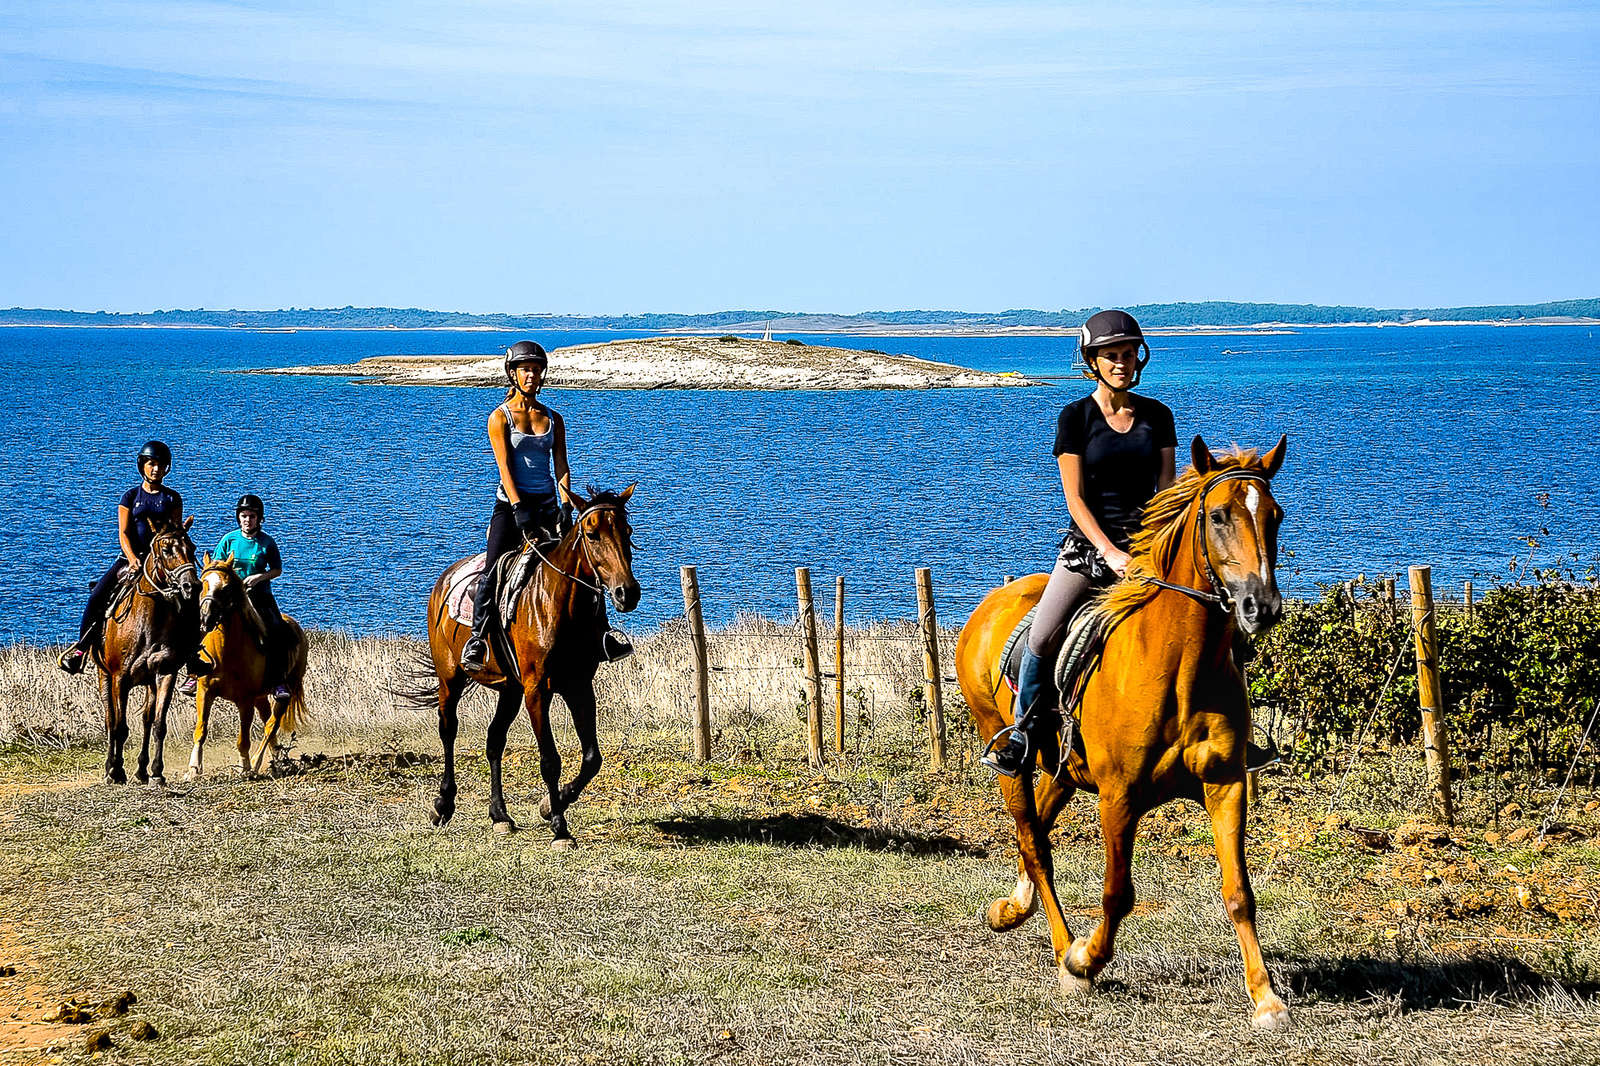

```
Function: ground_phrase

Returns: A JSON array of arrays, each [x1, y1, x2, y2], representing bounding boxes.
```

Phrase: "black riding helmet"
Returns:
[[136, 440, 172, 472], [235, 494, 265, 518], [504, 340, 548, 378], [1079, 309, 1151, 389]]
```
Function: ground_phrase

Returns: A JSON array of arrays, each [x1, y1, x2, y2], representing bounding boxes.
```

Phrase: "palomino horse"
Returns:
[[93, 518, 201, 785], [424, 486, 640, 847], [955, 436, 1291, 1029], [187, 555, 308, 780]]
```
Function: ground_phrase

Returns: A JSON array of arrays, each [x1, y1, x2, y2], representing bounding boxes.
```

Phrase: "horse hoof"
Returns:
[[1252, 996, 1291, 1031], [184, 768, 200, 783], [150, 776, 166, 788], [133, 771, 148, 785], [492, 820, 518, 836], [1058, 968, 1093, 996], [985, 897, 1031, 933], [550, 837, 577, 852], [538, 796, 553, 821], [430, 803, 454, 827], [105, 769, 126, 785]]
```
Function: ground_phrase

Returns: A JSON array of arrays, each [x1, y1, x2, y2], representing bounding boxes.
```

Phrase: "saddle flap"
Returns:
[[1052, 608, 1111, 715], [496, 547, 540, 627], [445, 553, 489, 626]]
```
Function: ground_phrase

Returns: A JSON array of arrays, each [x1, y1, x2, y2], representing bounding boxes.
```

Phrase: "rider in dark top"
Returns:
[[982, 310, 1177, 776], [58, 441, 206, 676]]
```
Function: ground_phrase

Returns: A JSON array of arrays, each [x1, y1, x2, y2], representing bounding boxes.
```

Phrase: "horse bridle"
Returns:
[[526, 502, 631, 595], [141, 531, 198, 603], [1140, 468, 1271, 612]]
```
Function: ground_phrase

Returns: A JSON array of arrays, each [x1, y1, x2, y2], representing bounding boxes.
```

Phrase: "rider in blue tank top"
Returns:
[[460, 341, 632, 674], [213, 494, 293, 701]]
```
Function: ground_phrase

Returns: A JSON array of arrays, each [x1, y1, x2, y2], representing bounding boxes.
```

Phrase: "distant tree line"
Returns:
[[2, 299, 1597, 330]]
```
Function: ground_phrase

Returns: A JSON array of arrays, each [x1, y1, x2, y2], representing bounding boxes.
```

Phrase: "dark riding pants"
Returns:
[[81, 558, 129, 639], [247, 584, 287, 684], [471, 496, 561, 626]]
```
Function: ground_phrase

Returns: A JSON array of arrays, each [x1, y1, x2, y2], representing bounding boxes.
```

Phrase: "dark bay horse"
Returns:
[[93, 518, 201, 785], [187, 555, 308, 780], [424, 487, 640, 847], [955, 436, 1291, 1028]]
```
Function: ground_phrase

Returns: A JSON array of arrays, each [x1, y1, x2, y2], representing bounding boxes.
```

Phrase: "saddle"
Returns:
[[998, 600, 1112, 753], [444, 547, 542, 630]]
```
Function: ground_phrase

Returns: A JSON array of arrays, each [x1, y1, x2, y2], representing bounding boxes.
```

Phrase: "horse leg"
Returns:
[[102, 672, 128, 785], [1204, 780, 1290, 1029], [524, 687, 572, 848], [133, 685, 155, 784], [148, 674, 174, 785], [253, 695, 288, 776], [484, 686, 525, 833], [187, 681, 216, 781], [539, 681, 603, 834], [236, 700, 254, 775], [1067, 789, 1141, 984], [430, 675, 467, 826], [986, 769, 1075, 933], [994, 771, 1085, 992]]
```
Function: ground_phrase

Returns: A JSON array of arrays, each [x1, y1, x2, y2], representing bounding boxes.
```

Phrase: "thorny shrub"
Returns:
[[1249, 569, 1600, 776]]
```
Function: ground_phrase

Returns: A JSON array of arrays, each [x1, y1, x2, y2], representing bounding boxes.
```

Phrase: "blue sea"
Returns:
[[5, 325, 1598, 642]]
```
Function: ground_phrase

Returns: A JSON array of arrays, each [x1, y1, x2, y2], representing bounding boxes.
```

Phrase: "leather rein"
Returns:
[[1138, 468, 1271, 612], [139, 531, 199, 604], [526, 502, 630, 595]]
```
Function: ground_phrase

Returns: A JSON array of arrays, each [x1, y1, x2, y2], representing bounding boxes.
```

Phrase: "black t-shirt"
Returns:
[[119, 484, 183, 556], [1053, 394, 1177, 547]]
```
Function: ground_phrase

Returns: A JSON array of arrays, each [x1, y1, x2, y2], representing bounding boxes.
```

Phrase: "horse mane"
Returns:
[[1089, 447, 1270, 629], [203, 557, 268, 645]]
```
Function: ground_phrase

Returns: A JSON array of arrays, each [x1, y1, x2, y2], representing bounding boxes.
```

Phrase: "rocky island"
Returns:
[[260, 336, 1041, 390]]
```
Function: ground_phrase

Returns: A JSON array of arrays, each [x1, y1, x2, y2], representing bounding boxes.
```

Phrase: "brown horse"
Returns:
[[187, 556, 308, 780], [956, 435, 1291, 1028], [93, 518, 201, 785], [424, 486, 640, 846]]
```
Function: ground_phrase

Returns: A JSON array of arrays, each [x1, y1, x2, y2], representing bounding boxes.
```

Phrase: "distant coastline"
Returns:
[[2, 299, 1597, 336]]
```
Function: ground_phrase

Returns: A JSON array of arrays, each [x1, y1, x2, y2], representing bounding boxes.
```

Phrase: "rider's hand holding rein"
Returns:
[[1060, 341, 1176, 577]]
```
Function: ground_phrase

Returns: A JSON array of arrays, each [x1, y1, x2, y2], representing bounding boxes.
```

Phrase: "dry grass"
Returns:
[[2, 631, 1598, 1065]]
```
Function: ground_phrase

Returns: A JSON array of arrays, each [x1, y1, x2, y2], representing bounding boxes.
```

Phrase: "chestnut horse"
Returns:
[[424, 487, 640, 847], [955, 435, 1291, 1028], [92, 518, 201, 785], [187, 555, 308, 780]]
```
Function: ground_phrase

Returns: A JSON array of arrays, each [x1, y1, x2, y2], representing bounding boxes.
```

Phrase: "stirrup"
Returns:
[[460, 635, 490, 673], [599, 628, 633, 662], [979, 724, 1032, 776], [58, 646, 88, 675]]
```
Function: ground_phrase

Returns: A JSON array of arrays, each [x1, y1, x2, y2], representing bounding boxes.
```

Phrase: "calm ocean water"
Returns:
[[5, 325, 1598, 642]]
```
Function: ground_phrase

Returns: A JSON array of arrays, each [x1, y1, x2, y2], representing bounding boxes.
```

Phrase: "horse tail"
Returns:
[[278, 618, 310, 734], [389, 647, 441, 713]]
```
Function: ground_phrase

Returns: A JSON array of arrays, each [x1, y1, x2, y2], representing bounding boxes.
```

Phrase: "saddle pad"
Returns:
[[444, 548, 542, 629], [445, 553, 489, 626], [998, 601, 1104, 706]]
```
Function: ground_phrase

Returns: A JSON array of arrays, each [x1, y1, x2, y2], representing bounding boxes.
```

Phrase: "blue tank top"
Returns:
[[495, 402, 557, 502]]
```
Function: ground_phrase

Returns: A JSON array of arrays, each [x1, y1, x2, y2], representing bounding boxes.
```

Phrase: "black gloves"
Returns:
[[512, 501, 542, 540]]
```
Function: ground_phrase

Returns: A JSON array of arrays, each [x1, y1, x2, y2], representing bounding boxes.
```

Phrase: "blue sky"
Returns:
[[2, 1, 1597, 313]]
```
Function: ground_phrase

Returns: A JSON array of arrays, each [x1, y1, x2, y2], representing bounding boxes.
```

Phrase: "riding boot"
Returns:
[[981, 647, 1043, 777], [460, 602, 494, 674], [57, 628, 98, 674]]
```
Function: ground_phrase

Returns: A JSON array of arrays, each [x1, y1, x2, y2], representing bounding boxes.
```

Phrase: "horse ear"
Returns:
[[1190, 435, 1215, 475], [202, 551, 212, 568], [182, 515, 195, 531], [1260, 434, 1288, 478], [223, 552, 235, 568], [558, 483, 588, 510], [618, 482, 637, 504]]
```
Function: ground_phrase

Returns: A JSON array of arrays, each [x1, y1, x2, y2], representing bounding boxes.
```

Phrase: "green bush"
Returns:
[[718, 335, 740, 342], [1249, 574, 1600, 775], [784, 338, 805, 346]]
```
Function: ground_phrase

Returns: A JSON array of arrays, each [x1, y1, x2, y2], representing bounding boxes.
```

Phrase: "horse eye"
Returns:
[[1209, 509, 1227, 525]]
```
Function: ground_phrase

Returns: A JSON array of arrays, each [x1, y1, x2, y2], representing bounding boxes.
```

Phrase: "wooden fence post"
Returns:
[[796, 567, 824, 768], [915, 567, 947, 770], [1409, 565, 1455, 826], [834, 575, 846, 755], [1463, 580, 1474, 621], [680, 566, 711, 763], [1382, 577, 1396, 615]]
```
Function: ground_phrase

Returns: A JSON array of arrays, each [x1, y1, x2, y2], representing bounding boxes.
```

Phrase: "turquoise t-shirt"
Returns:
[[213, 529, 282, 579]]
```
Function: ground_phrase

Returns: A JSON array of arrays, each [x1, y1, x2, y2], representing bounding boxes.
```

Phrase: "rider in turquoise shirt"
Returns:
[[213, 494, 291, 700]]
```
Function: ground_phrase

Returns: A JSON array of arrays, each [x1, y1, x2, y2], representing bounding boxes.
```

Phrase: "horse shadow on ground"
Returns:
[[1279, 952, 1600, 1010], [651, 812, 984, 857]]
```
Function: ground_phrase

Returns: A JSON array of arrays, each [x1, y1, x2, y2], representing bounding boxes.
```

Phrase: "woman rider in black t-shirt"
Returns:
[[982, 310, 1177, 776], [58, 441, 197, 674]]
